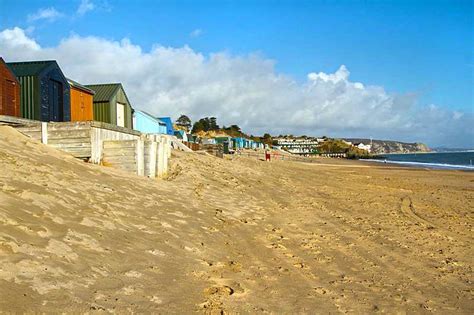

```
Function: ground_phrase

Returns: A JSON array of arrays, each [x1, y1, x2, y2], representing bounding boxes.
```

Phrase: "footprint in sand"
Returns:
[[150, 296, 163, 304], [147, 249, 166, 256], [124, 270, 143, 278], [64, 229, 105, 252]]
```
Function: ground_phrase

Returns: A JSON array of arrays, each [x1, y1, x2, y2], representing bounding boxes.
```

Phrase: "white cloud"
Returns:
[[307, 65, 349, 83], [77, 0, 96, 16], [27, 7, 63, 23], [0, 27, 40, 51], [0, 27, 472, 148], [190, 29, 203, 38]]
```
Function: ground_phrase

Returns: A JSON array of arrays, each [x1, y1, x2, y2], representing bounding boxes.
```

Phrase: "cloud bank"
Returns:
[[0, 27, 472, 147]]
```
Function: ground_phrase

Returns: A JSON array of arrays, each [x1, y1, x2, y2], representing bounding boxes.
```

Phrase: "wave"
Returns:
[[362, 159, 474, 170]]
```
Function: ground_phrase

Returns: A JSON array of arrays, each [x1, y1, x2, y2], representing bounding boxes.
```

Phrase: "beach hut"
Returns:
[[85, 83, 133, 128], [248, 139, 255, 149], [215, 136, 234, 153], [7, 60, 70, 121], [157, 117, 174, 135], [215, 136, 232, 145], [232, 137, 245, 149], [67, 78, 94, 122], [174, 130, 188, 142], [201, 137, 216, 145], [186, 133, 196, 143], [0, 57, 20, 117], [243, 138, 251, 149], [133, 110, 167, 134]]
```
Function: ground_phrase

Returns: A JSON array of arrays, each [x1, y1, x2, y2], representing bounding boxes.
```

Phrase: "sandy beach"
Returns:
[[0, 126, 472, 313]]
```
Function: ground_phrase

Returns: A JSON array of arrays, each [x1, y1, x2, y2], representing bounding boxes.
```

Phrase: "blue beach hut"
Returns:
[[133, 110, 167, 134], [158, 117, 174, 135], [232, 137, 245, 149]]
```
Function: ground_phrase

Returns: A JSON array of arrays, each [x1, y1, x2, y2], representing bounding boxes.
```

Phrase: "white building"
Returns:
[[274, 137, 322, 155], [355, 143, 372, 153]]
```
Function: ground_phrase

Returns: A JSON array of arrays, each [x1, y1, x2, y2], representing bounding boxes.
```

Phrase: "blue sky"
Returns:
[[1, 0, 472, 111], [0, 0, 472, 146]]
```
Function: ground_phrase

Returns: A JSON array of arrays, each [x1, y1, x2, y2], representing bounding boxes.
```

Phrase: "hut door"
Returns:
[[2, 79, 17, 116], [49, 80, 63, 121], [116, 103, 125, 127]]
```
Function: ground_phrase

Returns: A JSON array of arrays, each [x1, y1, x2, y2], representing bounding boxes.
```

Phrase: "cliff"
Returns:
[[344, 138, 431, 154]]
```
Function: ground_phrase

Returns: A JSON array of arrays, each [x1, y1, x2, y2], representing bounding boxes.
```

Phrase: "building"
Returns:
[[7, 60, 70, 121], [186, 133, 197, 143], [355, 143, 372, 153], [68, 78, 94, 122], [215, 136, 234, 153], [174, 130, 188, 142], [215, 136, 232, 145], [85, 83, 133, 128], [244, 138, 251, 148], [274, 136, 321, 155], [201, 137, 216, 145], [133, 110, 167, 134], [232, 137, 246, 149], [0, 57, 20, 117], [157, 117, 174, 135]]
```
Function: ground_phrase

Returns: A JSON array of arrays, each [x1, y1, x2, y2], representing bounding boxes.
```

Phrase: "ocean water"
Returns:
[[368, 152, 474, 170]]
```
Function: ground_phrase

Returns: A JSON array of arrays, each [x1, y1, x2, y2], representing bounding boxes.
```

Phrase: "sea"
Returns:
[[366, 151, 474, 170]]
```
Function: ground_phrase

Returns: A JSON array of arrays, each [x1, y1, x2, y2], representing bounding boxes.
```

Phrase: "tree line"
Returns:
[[174, 114, 274, 145]]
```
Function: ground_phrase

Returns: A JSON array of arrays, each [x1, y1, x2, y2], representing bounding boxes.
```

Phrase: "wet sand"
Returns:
[[0, 126, 473, 313]]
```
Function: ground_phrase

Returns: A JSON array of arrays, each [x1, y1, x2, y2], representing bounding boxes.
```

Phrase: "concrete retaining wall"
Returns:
[[1, 115, 170, 178]]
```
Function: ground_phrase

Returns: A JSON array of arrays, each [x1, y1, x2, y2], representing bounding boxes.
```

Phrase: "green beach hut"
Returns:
[[85, 83, 133, 128], [7, 60, 71, 122]]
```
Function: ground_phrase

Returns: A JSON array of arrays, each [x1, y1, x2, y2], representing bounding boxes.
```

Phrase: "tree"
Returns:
[[262, 133, 273, 145], [222, 124, 244, 137], [191, 117, 220, 133], [176, 115, 192, 131], [191, 120, 205, 133], [209, 117, 219, 130]]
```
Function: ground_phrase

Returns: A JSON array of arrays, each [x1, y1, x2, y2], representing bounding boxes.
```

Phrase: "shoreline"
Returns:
[[287, 155, 474, 172], [359, 158, 474, 171]]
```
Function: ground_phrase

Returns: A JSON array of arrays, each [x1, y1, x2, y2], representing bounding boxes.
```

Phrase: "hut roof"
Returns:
[[6, 60, 57, 76], [84, 83, 130, 104], [135, 110, 166, 125], [0, 58, 19, 83], [67, 78, 95, 95]]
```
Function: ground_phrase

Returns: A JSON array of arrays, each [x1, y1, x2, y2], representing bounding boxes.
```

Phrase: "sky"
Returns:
[[0, 0, 472, 147]]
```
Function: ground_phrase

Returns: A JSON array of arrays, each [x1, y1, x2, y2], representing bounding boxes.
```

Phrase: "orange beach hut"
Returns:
[[68, 78, 95, 121]]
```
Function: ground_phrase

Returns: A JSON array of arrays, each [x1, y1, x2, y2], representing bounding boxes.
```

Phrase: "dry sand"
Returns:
[[0, 126, 473, 313]]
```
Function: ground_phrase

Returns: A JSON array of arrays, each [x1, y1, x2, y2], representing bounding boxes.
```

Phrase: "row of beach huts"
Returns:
[[0, 57, 270, 177], [175, 131, 266, 152], [0, 57, 175, 135], [0, 57, 268, 153], [0, 57, 180, 178]]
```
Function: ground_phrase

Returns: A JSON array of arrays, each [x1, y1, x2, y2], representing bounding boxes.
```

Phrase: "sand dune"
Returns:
[[0, 126, 472, 313]]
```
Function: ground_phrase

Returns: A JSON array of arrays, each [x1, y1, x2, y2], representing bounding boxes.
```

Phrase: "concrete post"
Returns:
[[157, 138, 165, 177], [166, 136, 171, 158], [137, 139, 144, 176], [41, 122, 48, 144], [90, 127, 103, 164], [149, 141, 158, 178], [163, 138, 169, 176]]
